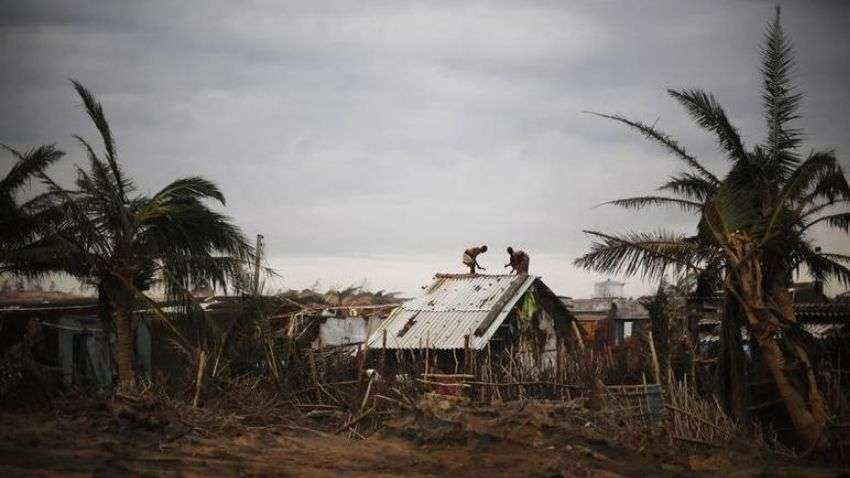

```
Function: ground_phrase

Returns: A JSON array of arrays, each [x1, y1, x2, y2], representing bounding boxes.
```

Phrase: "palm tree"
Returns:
[[575, 9, 849, 449], [2, 81, 252, 385]]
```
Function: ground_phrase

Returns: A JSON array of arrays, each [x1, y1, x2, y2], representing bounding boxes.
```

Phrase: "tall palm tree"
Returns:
[[575, 9, 849, 449], [2, 81, 252, 385]]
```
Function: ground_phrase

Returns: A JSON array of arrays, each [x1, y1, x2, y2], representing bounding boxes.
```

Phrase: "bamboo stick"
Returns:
[[192, 350, 207, 408]]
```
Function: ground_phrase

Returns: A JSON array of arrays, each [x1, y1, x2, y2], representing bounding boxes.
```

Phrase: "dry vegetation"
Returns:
[[2, 304, 847, 476]]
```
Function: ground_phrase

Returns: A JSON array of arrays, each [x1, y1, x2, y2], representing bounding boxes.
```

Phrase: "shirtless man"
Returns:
[[504, 247, 530, 275], [462, 245, 488, 274]]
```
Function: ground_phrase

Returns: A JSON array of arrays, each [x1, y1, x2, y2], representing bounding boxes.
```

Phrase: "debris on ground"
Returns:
[[1, 390, 845, 477]]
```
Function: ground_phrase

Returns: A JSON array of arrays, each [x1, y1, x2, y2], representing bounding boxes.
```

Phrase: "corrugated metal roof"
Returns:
[[365, 274, 536, 350], [802, 323, 844, 339], [561, 297, 649, 319], [700, 323, 844, 344], [795, 302, 850, 321]]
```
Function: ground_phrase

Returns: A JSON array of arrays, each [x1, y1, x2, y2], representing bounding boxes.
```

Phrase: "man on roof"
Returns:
[[462, 245, 488, 274], [505, 247, 530, 275]]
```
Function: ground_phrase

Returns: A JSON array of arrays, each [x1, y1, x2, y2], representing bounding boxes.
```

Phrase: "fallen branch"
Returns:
[[664, 404, 730, 435], [416, 378, 470, 388], [334, 406, 376, 434], [670, 434, 725, 448], [279, 424, 335, 438]]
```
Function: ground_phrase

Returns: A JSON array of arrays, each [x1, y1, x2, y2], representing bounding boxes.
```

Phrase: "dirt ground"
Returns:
[[0, 397, 846, 477]]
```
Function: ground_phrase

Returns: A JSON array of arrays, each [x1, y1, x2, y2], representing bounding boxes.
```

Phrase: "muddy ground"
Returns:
[[0, 396, 845, 477]]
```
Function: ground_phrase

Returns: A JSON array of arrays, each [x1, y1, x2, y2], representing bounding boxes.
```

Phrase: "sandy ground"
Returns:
[[0, 399, 846, 477]]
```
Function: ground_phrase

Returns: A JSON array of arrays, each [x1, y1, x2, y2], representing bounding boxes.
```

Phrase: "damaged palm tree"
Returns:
[[2, 82, 253, 386], [575, 8, 849, 450]]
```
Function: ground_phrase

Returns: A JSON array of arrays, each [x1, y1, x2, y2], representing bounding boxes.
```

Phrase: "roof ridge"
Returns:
[[434, 272, 535, 279]]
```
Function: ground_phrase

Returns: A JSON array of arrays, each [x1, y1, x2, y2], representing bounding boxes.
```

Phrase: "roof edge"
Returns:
[[434, 272, 539, 280]]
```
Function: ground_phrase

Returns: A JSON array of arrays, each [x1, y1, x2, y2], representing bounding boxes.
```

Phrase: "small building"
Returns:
[[563, 296, 650, 346], [365, 273, 579, 369], [0, 298, 151, 387], [55, 314, 151, 386], [311, 306, 394, 350], [560, 296, 610, 343]]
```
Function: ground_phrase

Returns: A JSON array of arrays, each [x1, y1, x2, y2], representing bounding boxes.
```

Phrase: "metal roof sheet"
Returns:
[[802, 323, 844, 339], [700, 323, 844, 344], [365, 274, 537, 350], [795, 302, 850, 321]]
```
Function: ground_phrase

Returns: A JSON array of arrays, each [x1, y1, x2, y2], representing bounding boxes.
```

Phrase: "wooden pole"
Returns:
[[571, 320, 585, 352], [555, 337, 563, 382], [425, 334, 430, 376], [647, 330, 661, 385], [309, 350, 321, 402], [192, 350, 207, 408], [463, 334, 470, 375], [252, 234, 264, 296], [381, 329, 387, 378]]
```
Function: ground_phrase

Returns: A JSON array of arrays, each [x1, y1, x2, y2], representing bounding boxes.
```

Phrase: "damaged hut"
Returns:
[[365, 273, 580, 371], [310, 306, 395, 351]]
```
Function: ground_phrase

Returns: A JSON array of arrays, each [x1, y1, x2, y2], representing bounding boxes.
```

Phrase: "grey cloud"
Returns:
[[2, 0, 849, 296]]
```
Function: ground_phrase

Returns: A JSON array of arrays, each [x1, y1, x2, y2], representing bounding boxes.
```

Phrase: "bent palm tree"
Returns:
[[575, 9, 849, 449], [3, 82, 252, 385]]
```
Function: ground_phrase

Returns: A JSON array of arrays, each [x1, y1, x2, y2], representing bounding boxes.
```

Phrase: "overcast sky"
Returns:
[[2, 1, 849, 298]]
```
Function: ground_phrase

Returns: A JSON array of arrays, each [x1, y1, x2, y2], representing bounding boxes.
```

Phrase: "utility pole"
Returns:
[[252, 234, 264, 296]]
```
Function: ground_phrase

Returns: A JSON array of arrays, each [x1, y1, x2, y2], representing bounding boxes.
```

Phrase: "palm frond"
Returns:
[[71, 80, 127, 201], [136, 196, 251, 259], [791, 243, 850, 287], [584, 111, 719, 184], [0, 144, 65, 253], [573, 230, 706, 280], [668, 89, 746, 162], [761, 6, 803, 169], [148, 176, 226, 207], [154, 255, 247, 298], [1, 233, 98, 279], [657, 172, 717, 202], [0, 144, 65, 196], [818, 252, 850, 265], [804, 162, 850, 206], [781, 150, 848, 205], [599, 195, 703, 212], [803, 212, 850, 233], [35, 168, 112, 258], [801, 199, 848, 221]]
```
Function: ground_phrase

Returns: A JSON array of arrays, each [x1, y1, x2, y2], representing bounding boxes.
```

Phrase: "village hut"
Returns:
[[0, 296, 151, 388], [365, 273, 579, 370]]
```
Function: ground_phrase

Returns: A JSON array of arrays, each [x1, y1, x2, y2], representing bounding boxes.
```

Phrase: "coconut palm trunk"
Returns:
[[723, 235, 828, 450], [111, 300, 136, 385], [103, 276, 137, 385], [717, 285, 748, 421]]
